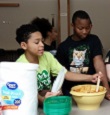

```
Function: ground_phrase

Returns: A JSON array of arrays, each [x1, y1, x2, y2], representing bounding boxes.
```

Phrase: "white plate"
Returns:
[[51, 67, 65, 92]]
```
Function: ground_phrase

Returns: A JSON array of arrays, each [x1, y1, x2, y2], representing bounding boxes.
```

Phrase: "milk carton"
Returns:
[[0, 62, 39, 115]]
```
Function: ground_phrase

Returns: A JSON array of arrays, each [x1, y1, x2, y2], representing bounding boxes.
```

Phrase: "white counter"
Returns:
[[38, 99, 110, 115]]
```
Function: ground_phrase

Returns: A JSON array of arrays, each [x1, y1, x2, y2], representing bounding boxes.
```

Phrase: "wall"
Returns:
[[0, 0, 58, 50], [69, 0, 110, 57], [59, 0, 68, 44], [0, 0, 110, 57]]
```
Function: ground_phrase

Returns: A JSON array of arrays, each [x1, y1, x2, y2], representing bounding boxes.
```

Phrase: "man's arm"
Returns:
[[93, 55, 110, 100]]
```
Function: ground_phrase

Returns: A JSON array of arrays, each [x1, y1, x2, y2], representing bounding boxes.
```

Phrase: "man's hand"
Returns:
[[91, 72, 103, 83]]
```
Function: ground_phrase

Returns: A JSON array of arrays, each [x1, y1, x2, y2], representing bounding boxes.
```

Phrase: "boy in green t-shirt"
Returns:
[[15, 24, 102, 106]]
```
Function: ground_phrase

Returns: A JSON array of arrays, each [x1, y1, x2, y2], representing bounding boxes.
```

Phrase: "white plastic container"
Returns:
[[0, 98, 2, 115], [0, 62, 39, 115]]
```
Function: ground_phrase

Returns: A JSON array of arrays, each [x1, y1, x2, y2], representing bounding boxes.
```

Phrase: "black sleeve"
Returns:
[[105, 50, 110, 64], [91, 35, 103, 58], [106, 50, 110, 58]]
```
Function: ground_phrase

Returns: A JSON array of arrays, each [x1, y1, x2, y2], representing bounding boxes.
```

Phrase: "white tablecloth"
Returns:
[[38, 99, 110, 115]]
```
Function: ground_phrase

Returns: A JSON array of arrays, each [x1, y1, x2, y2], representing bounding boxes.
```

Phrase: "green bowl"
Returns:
[[43, 96, 72, 115]]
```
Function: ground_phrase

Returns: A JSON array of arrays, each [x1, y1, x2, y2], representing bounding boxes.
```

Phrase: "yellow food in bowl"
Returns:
[[70, 84, 106, 110], [72, 84, 104, 93]]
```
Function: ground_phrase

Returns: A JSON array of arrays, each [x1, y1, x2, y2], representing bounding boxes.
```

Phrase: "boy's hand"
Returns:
[[45, 90, 62, 98], [91, 72, 103, 83]]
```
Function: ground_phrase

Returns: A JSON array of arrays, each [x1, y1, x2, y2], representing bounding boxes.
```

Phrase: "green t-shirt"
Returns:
[[16, 51, 67, 91]]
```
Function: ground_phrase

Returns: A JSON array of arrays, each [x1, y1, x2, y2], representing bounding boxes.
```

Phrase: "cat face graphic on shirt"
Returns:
[[70, 49, 89, 73], [71, 49, 86, 66]]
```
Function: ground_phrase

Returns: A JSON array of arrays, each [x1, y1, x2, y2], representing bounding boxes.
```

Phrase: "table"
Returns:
[[38, 99, 110, 115]]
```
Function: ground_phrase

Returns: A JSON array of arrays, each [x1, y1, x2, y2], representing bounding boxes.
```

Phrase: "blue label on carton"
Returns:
[[1, 82, 24, 106], [14, 99, 21, 106], [6, 82, 18, 90]]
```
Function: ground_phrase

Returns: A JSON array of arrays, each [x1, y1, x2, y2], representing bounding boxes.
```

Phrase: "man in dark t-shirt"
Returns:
[[105, 50, 110, 84], [105, 50, 110, 64], [56, 10, 110, 100]]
